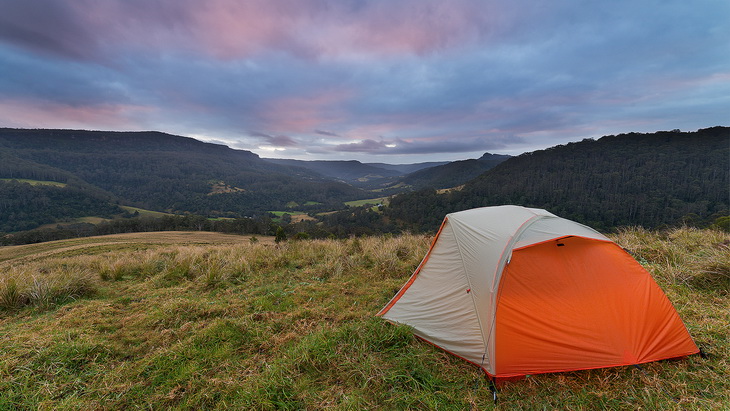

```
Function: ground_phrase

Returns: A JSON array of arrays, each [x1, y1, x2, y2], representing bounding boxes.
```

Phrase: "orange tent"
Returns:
[[378, 206, 698, 381]]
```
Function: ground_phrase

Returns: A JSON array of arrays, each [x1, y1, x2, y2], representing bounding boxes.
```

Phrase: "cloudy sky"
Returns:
[[1, 0, 728, 162]]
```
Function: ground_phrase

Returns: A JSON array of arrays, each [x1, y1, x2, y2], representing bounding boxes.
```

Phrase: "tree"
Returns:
[[275, 226, 287, 243]]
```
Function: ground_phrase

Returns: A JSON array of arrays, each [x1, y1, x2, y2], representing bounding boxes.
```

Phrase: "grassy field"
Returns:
[[344, 196, 390, 208], [269, 211, 316, 223], [36, 206, 175, 230], [0, 228, 727, 409], [0, 178, 67, 187], [0, 231, 263, 264]]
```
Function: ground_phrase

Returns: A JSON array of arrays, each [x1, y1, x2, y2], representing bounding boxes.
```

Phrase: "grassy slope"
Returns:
[[0, 232, 262, 263], [0, 178, 67, 187], [35, 206, 174, 230], [0, 229, 727, 409], [119, 206, 175, 218]]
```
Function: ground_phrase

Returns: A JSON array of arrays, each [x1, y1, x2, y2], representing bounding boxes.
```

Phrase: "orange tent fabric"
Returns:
[[495, 236, 698, 376], [378, 206, 698, 380]]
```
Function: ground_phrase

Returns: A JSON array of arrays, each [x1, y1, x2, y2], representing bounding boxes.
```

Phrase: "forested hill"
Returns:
[[385, 127, 729, 232], [263, 158, 402, 185], [0, 129, 238, 154], [398, 152, 511, 190], [0, 128, 367, 222]]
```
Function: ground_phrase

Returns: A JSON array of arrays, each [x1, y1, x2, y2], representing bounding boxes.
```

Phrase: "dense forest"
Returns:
[[0, 180, 121, 233], [385, 127, 729, 232], [398, 152, 511, 190]]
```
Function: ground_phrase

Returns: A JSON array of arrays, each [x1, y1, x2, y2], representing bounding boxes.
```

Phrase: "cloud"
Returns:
[[0, 0, 500, 63], [333, 134, 522, 155], [0, 0, 727, 162], [250, 132, 299, 148], [334, 139, 392, 153], [315, 129, 340, 137], [0, 2, 97, 60], [265, 135, 300, 148], [0, 98, 152, 130]]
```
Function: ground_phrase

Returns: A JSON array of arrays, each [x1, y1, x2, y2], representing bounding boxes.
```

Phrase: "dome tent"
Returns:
[[377, 206, 698, 381]]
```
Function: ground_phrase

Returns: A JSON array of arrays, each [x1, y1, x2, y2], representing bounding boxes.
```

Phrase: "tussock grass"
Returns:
[[614, 226, 729, 293], [0, 228, 727, 409], [0, 265, 96, 310]]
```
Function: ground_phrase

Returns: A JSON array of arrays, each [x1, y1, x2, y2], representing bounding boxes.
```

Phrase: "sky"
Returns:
[[0, 0, 728, 163]]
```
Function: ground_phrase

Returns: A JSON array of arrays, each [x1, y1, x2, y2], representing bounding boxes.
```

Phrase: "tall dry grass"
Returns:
[[0, 233, 430, 312], [612, 226, 729, 293], [0, 264, 96, 310]]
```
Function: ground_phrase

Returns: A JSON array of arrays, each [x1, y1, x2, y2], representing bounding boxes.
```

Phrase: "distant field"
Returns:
[[120, 206, 174, 218], [269, 211, 316, 223], [344, 196, 390, 207], [0, 231, 270, 264], [437, 185, 464, 194], [371, 182, 408, 192], [285, 201, 322, 208], [0, 178, 67, 187], [35, 207, 174, 230]]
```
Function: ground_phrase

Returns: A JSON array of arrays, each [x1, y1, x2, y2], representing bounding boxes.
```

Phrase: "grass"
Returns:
[[0, 178, 67, 187], [0, 231, 262, 263], [344, 196, 390, 208], [269, 211, 316, 223], [0, 228, 727, 409], [36, 206, 174, 230]]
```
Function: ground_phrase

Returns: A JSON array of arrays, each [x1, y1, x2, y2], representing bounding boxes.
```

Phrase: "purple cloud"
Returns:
[[315, 129, 340, 137], [250, 132, 299, 148]]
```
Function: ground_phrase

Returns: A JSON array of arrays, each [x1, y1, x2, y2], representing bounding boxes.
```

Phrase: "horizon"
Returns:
[[2, 125, 725, 165], [1, 1, 728, 163]]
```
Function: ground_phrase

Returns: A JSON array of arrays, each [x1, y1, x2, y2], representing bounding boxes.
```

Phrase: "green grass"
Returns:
[[0, 228, 727, 409], [0, 178, 67, 187], [269, 211, 295, 217], [269, 211, 315, 223], [284, 201, 322, 209], [344, 197, 390, 207]]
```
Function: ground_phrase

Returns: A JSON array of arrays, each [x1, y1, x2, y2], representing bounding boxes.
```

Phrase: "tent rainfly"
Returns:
[[377, 205, 699, 382]]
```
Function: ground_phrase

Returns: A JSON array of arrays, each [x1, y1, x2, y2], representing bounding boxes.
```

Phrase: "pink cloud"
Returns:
[[49, 0, 495, 61], [255, 89, 352, 133], [0, 98, 154, 130]]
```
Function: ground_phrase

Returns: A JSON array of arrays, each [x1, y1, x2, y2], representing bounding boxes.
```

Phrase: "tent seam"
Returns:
[[487, 213, 545, 373]]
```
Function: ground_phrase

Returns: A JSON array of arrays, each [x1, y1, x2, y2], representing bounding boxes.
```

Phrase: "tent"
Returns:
[[377, 205, 699, 381]]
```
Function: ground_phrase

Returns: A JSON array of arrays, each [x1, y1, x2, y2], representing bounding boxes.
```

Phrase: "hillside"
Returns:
[[263, 156, 509, 192], [263, 158, 402, 186], [0, 179, 121, 232], [0, 129, 368, 231], [364, 161, 449, 174], [385, 127, 729, 231], [0, 229, 727, 408], [398, 152, 511, 190]]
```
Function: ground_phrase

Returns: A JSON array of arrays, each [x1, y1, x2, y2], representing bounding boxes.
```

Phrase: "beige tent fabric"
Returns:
[[380, 219, 487, 368]]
